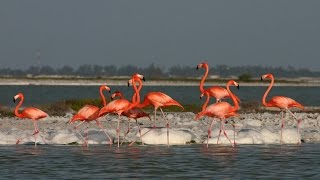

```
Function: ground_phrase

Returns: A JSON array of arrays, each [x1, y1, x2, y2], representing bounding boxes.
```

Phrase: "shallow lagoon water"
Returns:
[[0, 144, 319, 179], [1, 85, 320, 106]]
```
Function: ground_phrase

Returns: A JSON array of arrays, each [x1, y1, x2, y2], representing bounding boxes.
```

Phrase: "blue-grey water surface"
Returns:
[[1, 85, 319, 106], [0, 144, 319, 179]]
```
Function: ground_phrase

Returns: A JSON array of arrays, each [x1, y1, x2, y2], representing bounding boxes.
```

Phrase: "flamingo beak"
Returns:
[[13, 97, 16, 103], [196, 65, 199, 70], [128, 82, 130, 87], [143, 77, 146, 81], [237, 85, 240, 90], [111, 97, 114, 100], [261, 77, 263, 81], [200, 96, 202, 99]]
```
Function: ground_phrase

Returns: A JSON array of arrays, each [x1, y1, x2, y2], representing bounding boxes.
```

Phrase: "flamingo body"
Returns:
[[99, 99, 131, 117], [18, 107, 48, 120], [70, 105, 100, 123], [196, 102, 233, 120], [261, 73, 304, 144], [266, 96, 304, 110], [197, 62, 240, 102], [13, 92, 48, 146], [196, 80, 240, 147], [69, 85, 112, 146], [138, 92, 183, 110]]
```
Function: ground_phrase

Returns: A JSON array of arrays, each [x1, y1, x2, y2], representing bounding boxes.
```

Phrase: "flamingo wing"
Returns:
[[206, 86, 240, 102], [99, 99, 130, 116], [269, 96, 304, 109], [123, 107, 150, 120], [75, 105, 100, 120], [145, 92, 183, 109], [21, 107, 48, 120], [203, 102, 233, 118]]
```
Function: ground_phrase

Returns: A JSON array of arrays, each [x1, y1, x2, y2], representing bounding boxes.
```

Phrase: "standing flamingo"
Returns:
[[13, 93, 48, 146], [111, 91, 150, 145], [197, 62, 240, 103], [196, 80, 240, 147], [261, 73, 304, 144], [69, 85, 112, 146], [99, 74, 143, 148], [136, 84, 184, 146]]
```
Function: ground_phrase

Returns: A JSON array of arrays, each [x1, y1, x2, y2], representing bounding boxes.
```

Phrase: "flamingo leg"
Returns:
[[34, 121, 47, 145], [280, 111, 284, 144], [33, 121, 38, 146], [135, 119, 144, 145], [71, 121, 87, 143], [222, 119, 234, 147], [159, 108, 170, 147], [286, 109, 302, 145], [207, 118, 215, 148], [84, 125, 89, 147], [128, 125, 156, 146], [120, 120, 131, 146], [154, 108, 157, 128], [117, 114, 121, 148], [217, 120, 222, 144], [95, 120, 113, 145]]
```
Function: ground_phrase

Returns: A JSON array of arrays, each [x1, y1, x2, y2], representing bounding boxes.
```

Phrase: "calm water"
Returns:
[[0, 144, 319, 179], [1, 85, 319, 107]]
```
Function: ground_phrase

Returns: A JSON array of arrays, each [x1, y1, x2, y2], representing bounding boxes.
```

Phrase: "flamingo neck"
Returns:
[[262, 76, 274, 107], [201, 91, 210, 112], [199, 65, 208, 93], [99, 87, 108, 107], [132, 80, 142, 103], [14, 96, 24, 118], [127, 78, 141, 111], [226, 82, 239, 112]]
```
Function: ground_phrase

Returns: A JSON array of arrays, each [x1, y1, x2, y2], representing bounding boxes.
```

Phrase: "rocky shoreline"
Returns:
[[0, 112, 319, 145]]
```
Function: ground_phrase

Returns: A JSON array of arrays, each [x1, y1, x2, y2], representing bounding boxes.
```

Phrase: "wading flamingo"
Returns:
[[136, 84, 184, 147], [261, 73, 304, 144], [13, 93, 48, 146], [197, 62, 240, 103], [99, 74, 143, 148], [196, 80, 240, 147], [111, 91, 150, 145], [69, 85, 112, 147]]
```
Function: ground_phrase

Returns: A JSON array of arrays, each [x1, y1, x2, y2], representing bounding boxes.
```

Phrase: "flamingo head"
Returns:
[[101, 85, 111, 93], [261, 73, 273, 81], [227, 80, 240, 90], [199, 92, 204, 99], [13, 93, 23, 103], [132, 73, 145, 81], [111, 91, 122, 100], [128, 78, 133, 87], [196, 62, 208, 70]]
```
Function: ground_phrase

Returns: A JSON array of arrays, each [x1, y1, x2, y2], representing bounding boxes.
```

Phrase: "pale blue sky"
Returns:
[[0, 0, 320, 70]]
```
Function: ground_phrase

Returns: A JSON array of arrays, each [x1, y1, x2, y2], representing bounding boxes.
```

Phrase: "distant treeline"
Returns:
[[0, 63, 319, 78]]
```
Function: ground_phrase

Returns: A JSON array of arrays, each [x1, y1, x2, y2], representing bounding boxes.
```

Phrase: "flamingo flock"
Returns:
[[11, 63, 304, 147]]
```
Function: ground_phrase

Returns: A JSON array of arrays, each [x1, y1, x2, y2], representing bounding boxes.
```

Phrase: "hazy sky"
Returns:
[[0, 0, 320, 70]]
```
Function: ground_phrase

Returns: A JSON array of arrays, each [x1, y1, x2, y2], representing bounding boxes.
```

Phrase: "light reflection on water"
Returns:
[[0, 144, 319, 179]]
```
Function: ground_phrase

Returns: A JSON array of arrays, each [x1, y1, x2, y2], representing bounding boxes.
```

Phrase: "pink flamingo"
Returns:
[[261, 73, 304, 144], [136, 86, 184, 146], [69, 85, 113, 147], [111, 91, 150, 145], [197, 62, 240, 103], [196, 80, 240, 147], [99, 74, 143, 148], [13, 93, 48, 146]]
